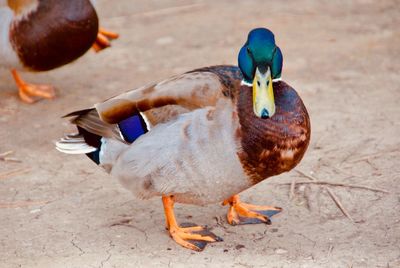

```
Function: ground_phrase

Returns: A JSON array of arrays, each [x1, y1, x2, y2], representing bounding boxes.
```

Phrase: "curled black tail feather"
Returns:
[[77, 126, 102, 164], [58, 108, 149, 165], [58, 108, 122, 165]]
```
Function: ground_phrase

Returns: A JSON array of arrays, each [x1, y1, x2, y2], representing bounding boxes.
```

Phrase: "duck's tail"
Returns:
[[56, 108, 148, 171]]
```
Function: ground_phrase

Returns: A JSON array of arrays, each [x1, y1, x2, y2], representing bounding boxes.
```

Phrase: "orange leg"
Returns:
[[162, 195, 222, 251], [92, 27, 119, 52], [222, 195, 282, 225], [11, 69, 55, 104]]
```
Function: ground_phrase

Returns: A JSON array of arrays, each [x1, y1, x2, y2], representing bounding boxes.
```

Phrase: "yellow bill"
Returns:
[[252, 66, 275, 118]]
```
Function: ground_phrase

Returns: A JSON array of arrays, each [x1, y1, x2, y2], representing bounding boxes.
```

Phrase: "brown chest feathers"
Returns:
[[236, 81, 311, 184]]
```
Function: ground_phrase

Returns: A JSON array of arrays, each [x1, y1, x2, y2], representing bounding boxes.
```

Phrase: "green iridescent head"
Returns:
[[238, 28, 283, 118]]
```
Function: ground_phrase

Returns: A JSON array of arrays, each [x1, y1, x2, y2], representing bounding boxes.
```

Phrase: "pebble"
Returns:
[[156, 36, 174, 46], [235, 244, 245, 250], [275, 248, 288, 254], [29, 208, 41, 214]]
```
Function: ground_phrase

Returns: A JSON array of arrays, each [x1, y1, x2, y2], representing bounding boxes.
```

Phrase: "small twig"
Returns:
[[325, 188, 354, 222], [214, 215, 228, 230], [303, 184, 312, 211], [295, 169, 355, 222], [295, 169, 318, 181], [341, 138, 375, 164], [108, 217, 133, 227], [0, 157, 21, 163], [0, 151, 13, 158], [0, 168, 31, 180], [327, 245, 334, 258], [110, 4, 204, 20], [0, 151, 21, 162], [289, 177, 296, 200], [108, 218, 149, 241], [366, 158, 379, 170], [332, 166, 363, 178], [0, 200, 50, 209], [347, 148, 399, 163], [274, 181, 389, 194]]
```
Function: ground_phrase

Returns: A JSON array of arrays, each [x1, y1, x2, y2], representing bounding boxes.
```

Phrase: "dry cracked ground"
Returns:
[[0, 0, 399, 267]]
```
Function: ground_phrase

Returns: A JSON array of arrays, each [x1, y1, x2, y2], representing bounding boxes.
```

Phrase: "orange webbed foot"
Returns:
[[11, 69, 55, 104], [169, 222, 223, 251], [92, 27, 119, 52], [223, 195, 282, 225], [162, 196, 222, 251]]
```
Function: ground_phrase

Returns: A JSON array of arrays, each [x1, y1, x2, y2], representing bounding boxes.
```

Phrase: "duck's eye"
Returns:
[[246, 47, 251, 54], [257, 81, 261, 87]]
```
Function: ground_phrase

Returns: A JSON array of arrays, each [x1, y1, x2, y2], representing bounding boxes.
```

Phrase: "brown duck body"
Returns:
[[63, 65, 311, 200], [7, 0, 98, 71], [56, 31, 309, 250]]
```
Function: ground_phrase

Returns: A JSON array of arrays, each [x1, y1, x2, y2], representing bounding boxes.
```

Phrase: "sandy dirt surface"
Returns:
[[1, 0, 399, 267]]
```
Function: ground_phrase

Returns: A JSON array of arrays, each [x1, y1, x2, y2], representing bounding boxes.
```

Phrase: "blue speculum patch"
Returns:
[[118, 114, 148, 143]]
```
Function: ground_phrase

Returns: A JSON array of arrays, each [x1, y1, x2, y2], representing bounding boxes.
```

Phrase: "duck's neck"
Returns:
[[236, 81, 311, 184]]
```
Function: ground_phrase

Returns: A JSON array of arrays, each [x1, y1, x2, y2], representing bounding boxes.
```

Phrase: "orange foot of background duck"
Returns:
[[223, 195, 282, 225], [11, 69, 55, 104], [92, 27, 120, 52]]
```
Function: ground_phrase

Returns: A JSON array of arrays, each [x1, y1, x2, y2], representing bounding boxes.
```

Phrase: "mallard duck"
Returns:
[[0, 0, 118, 103], [57, 28, 311, 251]]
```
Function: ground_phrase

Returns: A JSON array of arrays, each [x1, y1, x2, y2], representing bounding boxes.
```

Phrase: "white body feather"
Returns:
[[58, 69, 251, 205], [108, 98, 250, 205], [0, 5, 21, 70]]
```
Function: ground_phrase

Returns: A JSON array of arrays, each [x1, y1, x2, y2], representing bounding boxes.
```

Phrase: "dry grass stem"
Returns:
[[0, 151, 21, 162], [325, 188, 355, 222], [275, 181, 389, 193], [0, 200, 50, 209], [289, 177, 296, 200], [347, 148, 399, 163], [295, 169, 356, 222], [111, 4, 204, 20], [0, 168, 31, 180]]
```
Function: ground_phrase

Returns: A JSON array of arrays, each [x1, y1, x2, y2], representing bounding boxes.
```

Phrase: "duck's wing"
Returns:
[[95, 65, 243, 124], [142, 105, 189, 127]]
